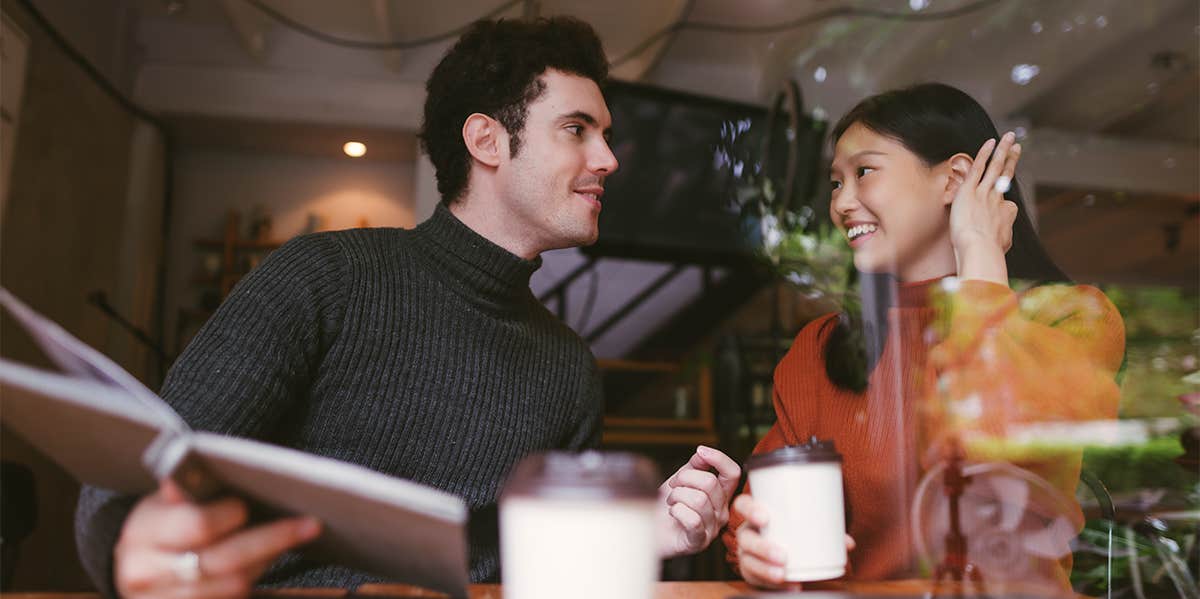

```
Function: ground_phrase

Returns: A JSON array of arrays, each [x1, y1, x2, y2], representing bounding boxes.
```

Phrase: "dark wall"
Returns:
[[1, 0, 164, 590]]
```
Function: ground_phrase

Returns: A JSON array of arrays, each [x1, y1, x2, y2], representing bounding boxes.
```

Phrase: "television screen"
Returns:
[[589, 81, 822, 264]]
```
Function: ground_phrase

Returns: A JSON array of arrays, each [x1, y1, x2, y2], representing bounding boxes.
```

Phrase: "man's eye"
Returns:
[[857, 166, 875, 177], [566, 125, 583, 136]]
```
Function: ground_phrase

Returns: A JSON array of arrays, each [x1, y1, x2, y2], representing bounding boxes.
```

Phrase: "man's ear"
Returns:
[[940, 153, 974, 206], [462, 113, 505, 168]]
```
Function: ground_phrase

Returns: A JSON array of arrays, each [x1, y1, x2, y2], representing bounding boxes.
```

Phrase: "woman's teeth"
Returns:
[[847, 224, 878, 240]]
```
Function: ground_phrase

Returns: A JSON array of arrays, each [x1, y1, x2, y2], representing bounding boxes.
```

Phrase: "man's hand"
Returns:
[[114, 480, 321, 599], [656, 445, 741, 559]]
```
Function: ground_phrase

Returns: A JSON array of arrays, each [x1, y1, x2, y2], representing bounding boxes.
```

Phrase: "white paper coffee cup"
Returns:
[[500, 451, 659, 599], [745, 438, 846, 582]]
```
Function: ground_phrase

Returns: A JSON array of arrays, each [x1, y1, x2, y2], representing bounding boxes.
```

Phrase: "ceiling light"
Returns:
[[343, 141, 367, 158], [1010, 64, 1040, 86]]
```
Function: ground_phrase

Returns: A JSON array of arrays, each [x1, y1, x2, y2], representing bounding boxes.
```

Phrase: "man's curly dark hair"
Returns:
[[419, 17, 609, 203]]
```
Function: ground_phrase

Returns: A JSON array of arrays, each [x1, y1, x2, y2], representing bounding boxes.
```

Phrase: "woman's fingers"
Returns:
[[732, 494, 769, 529], [993, 140, 1021, 202], [733, 495, 788, 588], [740, 551, 787, 588], [737, 525, 786, 566], [967, 137, 996, 187], [1002, 142, 1021, 184], [1001, 200, 1018, 251], [979, 131, 1016, 194]]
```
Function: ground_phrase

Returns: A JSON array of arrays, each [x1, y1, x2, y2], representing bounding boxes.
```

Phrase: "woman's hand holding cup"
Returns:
[[732, 494, 856, 589], [733, 494, 788, 587]]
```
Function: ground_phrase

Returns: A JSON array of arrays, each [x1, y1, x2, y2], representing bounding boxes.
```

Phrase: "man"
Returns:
[[75, 16, 740, 598]]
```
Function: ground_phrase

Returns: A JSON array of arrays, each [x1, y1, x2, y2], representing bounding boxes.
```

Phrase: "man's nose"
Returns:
[[591, 141, 618, 175]]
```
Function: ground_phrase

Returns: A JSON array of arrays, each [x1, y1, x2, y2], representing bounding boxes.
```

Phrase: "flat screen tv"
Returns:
[[588, 80, 823, 264]]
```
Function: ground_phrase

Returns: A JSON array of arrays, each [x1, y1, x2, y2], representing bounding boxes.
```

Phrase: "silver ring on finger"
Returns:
[[171, 550, 202, 583], [994, 175, 1011, 194]]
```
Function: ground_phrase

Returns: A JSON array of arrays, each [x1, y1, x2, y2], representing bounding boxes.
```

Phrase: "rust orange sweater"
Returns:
[[723, 277, 1125, 582]]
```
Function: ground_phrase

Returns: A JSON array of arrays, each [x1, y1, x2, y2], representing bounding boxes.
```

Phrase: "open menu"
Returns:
[[0, 288, 469, 596]]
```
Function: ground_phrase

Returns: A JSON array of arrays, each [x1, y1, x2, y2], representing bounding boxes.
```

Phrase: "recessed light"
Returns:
[[343, 141, 367, 158]]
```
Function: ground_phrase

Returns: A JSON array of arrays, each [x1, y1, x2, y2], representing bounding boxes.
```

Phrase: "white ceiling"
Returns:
[[123, 0, 1198, 139], [126, 0, 1197, 288], [27, 0, 1198, 287], [120, 1, 1197, 189]]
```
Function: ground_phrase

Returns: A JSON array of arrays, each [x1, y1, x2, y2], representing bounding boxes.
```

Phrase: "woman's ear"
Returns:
[[462, 113, 505, 168], [940, 153, 975, 206]]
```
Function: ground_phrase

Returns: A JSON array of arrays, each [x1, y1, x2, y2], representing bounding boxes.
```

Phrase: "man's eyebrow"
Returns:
[[559, 110, 612, 137], [559, 110, 598, 125]]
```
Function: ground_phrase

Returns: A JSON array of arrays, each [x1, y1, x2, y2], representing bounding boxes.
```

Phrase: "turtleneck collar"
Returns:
[[896, 274, 954, 308], [411, 203, 542, 303]]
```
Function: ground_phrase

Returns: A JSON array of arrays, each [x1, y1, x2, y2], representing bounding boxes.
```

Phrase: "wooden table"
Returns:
[[1, 578, 1056, 598]]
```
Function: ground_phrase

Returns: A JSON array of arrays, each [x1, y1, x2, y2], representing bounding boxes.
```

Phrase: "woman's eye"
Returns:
[[830, 180, 842, 191], [856, 166, 875, 178]]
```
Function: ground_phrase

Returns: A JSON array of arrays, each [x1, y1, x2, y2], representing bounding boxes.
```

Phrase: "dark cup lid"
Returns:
[[745, 437, 842, 470], [502, 450, 660, 501]]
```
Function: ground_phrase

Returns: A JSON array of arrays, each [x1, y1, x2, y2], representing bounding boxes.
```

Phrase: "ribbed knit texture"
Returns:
[[76, 204, 602, 595], [723, 277, 1124, 582]]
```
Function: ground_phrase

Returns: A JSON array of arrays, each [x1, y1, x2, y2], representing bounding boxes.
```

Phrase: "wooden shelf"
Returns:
[[599, 359, 716, 447], [179, 211, 288, 354], [603, 416, 711, 431], [194, 238, 283, 251], [602, 429, 720, 447], [190, 210, 286, 298], [596, 358, 679, 373]]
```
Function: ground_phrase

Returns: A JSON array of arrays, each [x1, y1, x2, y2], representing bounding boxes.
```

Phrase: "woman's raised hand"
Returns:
[[949, 131, 1021, 284]]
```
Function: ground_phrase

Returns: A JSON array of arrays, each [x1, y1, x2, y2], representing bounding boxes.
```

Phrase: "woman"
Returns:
[[724, 83, 1125, 588]]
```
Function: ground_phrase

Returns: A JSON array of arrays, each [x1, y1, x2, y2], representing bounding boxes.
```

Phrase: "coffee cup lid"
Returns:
[[745, 437, 842, 469], [502, 450, 660, 500]]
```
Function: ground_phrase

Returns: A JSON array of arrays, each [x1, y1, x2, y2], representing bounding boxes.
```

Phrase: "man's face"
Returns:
[[496, 70, 619, 252]]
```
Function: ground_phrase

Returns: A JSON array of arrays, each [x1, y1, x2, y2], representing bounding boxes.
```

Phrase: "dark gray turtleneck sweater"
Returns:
[[75, 204, 602, 594]]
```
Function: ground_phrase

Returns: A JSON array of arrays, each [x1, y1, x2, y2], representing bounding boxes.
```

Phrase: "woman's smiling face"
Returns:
[[829, 122, 958, 282]]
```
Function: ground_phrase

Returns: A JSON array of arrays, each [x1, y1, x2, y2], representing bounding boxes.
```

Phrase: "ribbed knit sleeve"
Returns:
[[74, 487, 136, 599], [161, 233, 348, 436], [563, 359, 603, 450], [923, 280, 1124, 498], [73, 234, 347, 597]]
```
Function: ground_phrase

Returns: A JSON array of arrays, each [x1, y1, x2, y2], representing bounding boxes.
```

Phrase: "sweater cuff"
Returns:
[[75, 486, 138, 599]]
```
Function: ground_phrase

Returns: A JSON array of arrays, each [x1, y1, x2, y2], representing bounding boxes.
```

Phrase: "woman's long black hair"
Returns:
[[823, 83, 1068, 391]]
